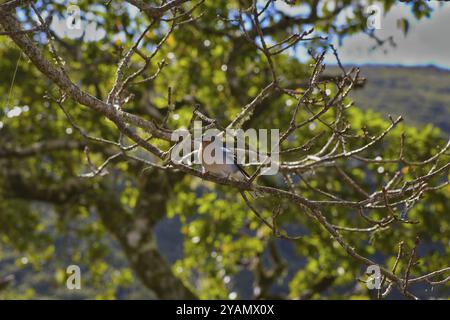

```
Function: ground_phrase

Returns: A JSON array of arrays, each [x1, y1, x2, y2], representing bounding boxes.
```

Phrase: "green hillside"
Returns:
[[342, 65, 450, 136]]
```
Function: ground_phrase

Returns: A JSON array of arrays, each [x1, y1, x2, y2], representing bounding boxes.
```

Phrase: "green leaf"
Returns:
[[397, 18, 410, 37]]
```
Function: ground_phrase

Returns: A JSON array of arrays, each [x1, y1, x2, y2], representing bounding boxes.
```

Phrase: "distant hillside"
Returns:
[[332, 65, 450, 136]]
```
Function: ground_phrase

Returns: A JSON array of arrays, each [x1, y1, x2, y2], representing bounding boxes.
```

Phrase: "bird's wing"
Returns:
[[221, 144, 250, 179]]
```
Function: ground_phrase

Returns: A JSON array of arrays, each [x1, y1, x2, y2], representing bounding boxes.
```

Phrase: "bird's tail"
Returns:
[[233, 169, 263, 198]]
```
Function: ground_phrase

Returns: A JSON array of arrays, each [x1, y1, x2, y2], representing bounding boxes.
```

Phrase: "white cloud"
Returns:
[[273, 0, 310, 17], [327, 2, 450, 69]]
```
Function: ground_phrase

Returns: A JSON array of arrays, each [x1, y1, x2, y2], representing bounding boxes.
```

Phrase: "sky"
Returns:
[[274, 1, 450, 70], [327, 1, 450, 69]]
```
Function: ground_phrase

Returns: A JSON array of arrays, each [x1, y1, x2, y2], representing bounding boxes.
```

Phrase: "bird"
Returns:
[[198, 134, 259, 198]]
